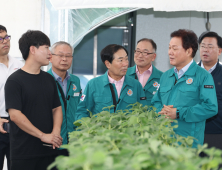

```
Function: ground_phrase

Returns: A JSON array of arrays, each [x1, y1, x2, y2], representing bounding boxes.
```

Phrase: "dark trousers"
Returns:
[[0, 125, 10, 170], [204, 134, 222, 149], [57, 149, 69, 156], [11, 155, 57, 170], [10, 149, 69, 170], [200, 134, 222, 169]]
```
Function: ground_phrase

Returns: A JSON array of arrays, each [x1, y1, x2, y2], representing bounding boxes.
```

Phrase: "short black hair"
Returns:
[[0, 25, 7, 33], [19, 30, 50, 60], [137, 38, 157, 52], [100, 44, 128, 64], [198, 31, 222, 48], [171, 29, 198, 58]]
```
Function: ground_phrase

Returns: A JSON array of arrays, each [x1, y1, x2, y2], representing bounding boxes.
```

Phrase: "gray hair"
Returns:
[[51, 41, 74, 54]]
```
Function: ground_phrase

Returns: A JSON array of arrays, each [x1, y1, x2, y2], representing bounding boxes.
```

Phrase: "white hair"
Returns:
[[51, 41, 74, 54]]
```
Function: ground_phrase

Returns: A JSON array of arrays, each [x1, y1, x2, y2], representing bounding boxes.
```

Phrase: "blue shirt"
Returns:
[[52, 70, 70, 97], [174, 59, 193, 79]]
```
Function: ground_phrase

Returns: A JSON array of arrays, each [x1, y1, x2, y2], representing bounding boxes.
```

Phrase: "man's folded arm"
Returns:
[[9, 108, 62, 148]]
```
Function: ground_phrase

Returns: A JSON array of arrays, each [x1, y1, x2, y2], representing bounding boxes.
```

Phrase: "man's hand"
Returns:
[[159, 105, 177, 119], [51, 106, 62, 149], [0, 118, 9, 133], [40, 133, 63, 149], [51, 129, 63, 149]]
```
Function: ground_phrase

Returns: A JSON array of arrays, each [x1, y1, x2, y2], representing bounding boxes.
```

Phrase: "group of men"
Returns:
[[0, 23, 221, 170]]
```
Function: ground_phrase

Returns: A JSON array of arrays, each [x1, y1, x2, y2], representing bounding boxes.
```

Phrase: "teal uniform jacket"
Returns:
[[48, 68, 81, 144], [75, 73, 147, 120], [126, 65, 163, 106], [151, 61, 218, 148]]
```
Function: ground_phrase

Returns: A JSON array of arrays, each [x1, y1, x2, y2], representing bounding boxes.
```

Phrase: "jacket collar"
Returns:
[[169, 61, 197, 77], [149, 64, 162, 80], [52, 69, 70, 82], [128, 64, 161, 79], [101, 71, 133, 88], [198, 59, 220, 70], [100, 71, 111, 87], [48, 68, 74, 83], [127, 65, 137, 76], [48, 68, 54, 78]]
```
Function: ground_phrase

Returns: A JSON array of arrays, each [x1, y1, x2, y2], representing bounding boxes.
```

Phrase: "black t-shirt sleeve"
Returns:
[[52, 78, 61, 109], [5, 80, 22, 112]]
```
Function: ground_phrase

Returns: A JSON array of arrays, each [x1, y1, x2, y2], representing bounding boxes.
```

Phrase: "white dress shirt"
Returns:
[[201, 62, 217, 73], [0, 55, 24, 117]]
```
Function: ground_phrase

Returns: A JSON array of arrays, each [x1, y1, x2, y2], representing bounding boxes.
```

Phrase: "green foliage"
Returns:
[[48, 103, 222, 170]]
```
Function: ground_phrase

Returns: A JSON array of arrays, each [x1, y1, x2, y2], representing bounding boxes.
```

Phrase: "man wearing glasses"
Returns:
[[0, 25, 23, 170], [48, 41, 81, 156], [198, 31, 222, 152], [126, 38, 163, 106]]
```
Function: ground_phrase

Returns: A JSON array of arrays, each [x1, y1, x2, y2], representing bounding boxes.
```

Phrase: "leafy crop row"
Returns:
[[49, 103, 222, 170]]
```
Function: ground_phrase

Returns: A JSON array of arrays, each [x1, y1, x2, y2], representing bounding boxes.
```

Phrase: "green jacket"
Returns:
[[151, 61, 218, 148], [48, 68, 81, 144], [126, 65, 163, 106], [75, 73, 147, 120]]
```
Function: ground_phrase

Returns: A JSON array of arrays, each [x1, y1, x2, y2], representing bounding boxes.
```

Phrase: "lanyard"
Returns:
[[56, 81, 67, 112], [55, 81, 71, 143], [109, 83, 117, 112]]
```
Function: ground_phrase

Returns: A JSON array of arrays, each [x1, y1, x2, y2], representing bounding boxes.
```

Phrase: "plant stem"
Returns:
[[83, 163, 91, 170], [111, 140, 120, 152]]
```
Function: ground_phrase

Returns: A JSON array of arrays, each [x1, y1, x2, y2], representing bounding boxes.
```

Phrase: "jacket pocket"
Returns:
[[94, 96, 113, 112], [159, 86, 172, 103], [94, 96, 112, 103], [178, 85, 198, 98], [122, 97, 137, 104], [121, 97, 138, 111], [160, 86, 172, 93]]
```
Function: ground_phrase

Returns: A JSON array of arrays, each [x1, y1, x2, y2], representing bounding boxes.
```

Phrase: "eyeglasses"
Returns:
[[51, 54, 73, 59], [0, 35, 11, 44], [134, 50, 154, 56], [200, 45, 218, 50]]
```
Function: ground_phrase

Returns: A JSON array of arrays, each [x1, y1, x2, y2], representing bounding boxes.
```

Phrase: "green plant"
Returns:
[[48, 103, 222, 170]]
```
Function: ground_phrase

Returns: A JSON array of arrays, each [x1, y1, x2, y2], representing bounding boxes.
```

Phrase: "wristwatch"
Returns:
[[176, 109, 179, 119]]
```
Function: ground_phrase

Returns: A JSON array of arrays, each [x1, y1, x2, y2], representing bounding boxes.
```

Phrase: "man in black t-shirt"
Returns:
[[5, 30, 63, 170]]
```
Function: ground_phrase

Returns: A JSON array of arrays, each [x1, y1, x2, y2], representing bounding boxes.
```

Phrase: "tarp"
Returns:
[[49, 0, 153, 10], [153, 0, 222, 12], [50, 7, 139, 48], [49, 0, 222, 12], [47, 0, 222, 50], [69, 8, 139, 47]]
